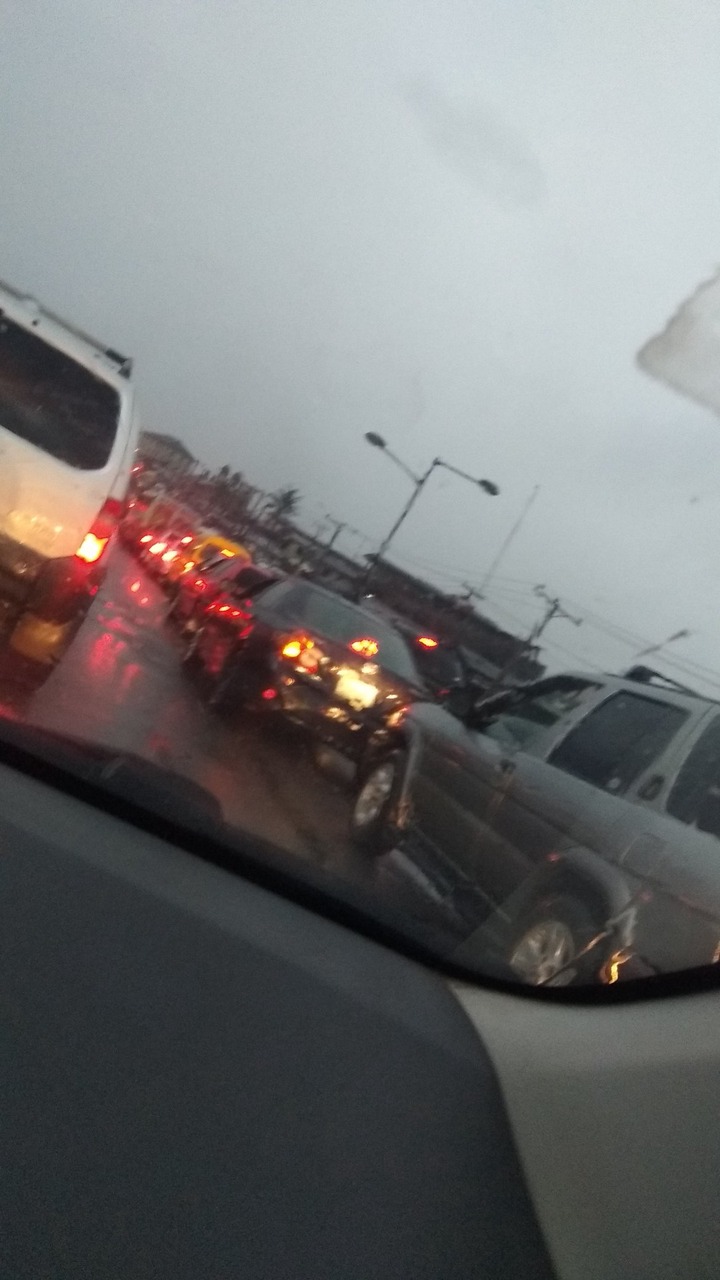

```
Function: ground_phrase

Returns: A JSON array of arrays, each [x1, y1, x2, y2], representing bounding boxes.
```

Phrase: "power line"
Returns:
[[478, 485, 540, 594]]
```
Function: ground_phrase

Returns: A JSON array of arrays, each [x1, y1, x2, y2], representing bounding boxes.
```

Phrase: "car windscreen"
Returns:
[[0, 315, 119, 469], [482, 678, 597, 753], [259, 582, 419, 681]]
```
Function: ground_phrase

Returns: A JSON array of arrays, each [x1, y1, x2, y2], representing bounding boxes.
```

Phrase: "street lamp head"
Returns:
[[479, 479, 500, 496], [364, 431, 387, 449]]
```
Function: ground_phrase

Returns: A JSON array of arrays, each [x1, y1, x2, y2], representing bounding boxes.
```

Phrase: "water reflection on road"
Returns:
[[11, 547, 366, 879]]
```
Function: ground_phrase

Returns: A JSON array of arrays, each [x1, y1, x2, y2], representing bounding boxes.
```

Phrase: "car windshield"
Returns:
[[258, 582, 420, 682], [5, 2, 720, 994]]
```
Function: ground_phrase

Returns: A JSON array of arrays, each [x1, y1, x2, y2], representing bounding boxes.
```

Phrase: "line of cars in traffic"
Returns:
[[120, 492, 476, 760], [121, 497, 720, 989]]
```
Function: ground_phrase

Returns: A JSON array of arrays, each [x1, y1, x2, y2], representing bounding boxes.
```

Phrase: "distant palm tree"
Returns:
[[268, 486, 301, 521]]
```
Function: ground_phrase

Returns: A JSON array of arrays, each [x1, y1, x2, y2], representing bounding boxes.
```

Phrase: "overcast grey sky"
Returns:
[[3, 0, 720, 686]]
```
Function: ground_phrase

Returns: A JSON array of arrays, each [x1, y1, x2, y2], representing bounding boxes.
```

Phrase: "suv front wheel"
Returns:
[[508, 893, 606, 987]]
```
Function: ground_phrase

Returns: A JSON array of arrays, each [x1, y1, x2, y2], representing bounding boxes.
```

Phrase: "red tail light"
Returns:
[[75, 497, 123, 565], [416, 635, 438, 648], [280, 634, 320, 675], [76, 533, 107, 564], [350, 637, 379, 657], [281, 637, 306, 659]]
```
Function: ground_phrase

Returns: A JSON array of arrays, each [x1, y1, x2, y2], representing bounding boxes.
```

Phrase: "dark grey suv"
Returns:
[[350, 669, 720, 985]]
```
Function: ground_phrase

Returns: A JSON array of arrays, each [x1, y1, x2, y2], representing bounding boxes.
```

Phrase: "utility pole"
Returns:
[[322, 516, 346, 555], [489, 585, 582, 692], [528, 585, 583, 647], [315, 515, 346, 573], [459, 581, 485, 606]]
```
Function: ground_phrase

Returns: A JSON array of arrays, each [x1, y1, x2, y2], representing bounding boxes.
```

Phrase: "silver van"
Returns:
[[351, 668, 720, 985]]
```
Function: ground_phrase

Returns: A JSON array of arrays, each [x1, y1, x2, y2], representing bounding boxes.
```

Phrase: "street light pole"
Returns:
[[634, 629, 691, 661], [371, 458, 436, 568], [361, 432, 499, 592]]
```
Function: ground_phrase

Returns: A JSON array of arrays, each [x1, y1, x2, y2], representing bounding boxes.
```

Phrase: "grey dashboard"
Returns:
[[0, 757, 555, 1279]]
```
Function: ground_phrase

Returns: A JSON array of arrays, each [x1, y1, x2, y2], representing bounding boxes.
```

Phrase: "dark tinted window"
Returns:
[[228, 565, 276, 595], [549, 692, 687, 794], [667, 715, 720, 835], [0, 315, 119, 469], [483, 678, 595, 753], [258, 582, 418, 681]]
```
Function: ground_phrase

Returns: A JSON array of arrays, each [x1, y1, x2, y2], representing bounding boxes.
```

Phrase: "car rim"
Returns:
[[509, 919, 577, 986], [354, 761, 395, 827]]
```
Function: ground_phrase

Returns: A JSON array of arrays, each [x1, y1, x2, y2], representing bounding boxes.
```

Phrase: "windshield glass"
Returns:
[[0, 316, 119, 469], [5, 1, 720, 993], [258, 582, 419, 681]]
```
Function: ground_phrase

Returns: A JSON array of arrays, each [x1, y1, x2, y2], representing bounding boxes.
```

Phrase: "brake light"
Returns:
[[417, 635, 438, 648], [76, 533, 107, 564], [280, 634, 320, 675], [140, 534, 153, 544], [149, 541, 166, 555], [75, 497, 123, 565], [180, 535, 193, 546], [162, 549, 178, 563], [350, 637, 379, 657]]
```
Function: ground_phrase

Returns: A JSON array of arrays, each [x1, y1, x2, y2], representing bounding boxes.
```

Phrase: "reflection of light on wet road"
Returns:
[[13, 545, 367, 879]]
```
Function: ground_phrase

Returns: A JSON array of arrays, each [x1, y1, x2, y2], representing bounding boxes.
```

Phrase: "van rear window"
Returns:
[[0, 316, 119, 469]]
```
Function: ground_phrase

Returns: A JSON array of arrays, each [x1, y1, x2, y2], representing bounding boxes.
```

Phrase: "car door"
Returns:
[[407, 679, 599, 907], [485, 689, 690, 908]]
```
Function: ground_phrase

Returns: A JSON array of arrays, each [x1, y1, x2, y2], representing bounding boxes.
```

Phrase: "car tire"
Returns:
[[508, 893, 605, 987], [350, 751, 406, 855]]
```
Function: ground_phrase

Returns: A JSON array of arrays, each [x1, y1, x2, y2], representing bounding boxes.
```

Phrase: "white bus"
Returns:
[[0, 281, 138, 678]]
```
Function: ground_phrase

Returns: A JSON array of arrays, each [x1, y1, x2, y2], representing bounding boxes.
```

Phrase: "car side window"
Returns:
[[482, 678, 596, 753], [548, 692, 687, 794], [667, 715, 720, 836]]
